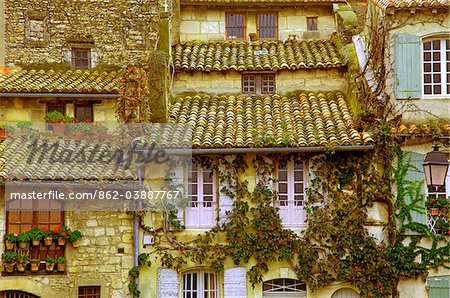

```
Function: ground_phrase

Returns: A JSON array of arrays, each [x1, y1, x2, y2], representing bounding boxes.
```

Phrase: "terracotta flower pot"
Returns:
[[46, 262, 55, 272], [4, 263, 15, 273], [32, 239, 40, 246], [0, 129, 5, 139], [57, 238, 66, 246], [51, 123, 66, 136], [429, 208, 440, 216], [57, 263, 66, 272], [44, 236, 53, 246], [31, 262, 40, 272], [18, 241, 28, 249], [17, 262, 26, 272], [5, 240, 15, 250]]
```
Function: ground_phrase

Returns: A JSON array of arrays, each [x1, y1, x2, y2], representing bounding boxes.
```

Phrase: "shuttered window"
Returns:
[[428, 276, 450, 298], [6, 199, 64, 261], [72, 48, 91, 69], [257, 13, 277, 39], [75, 104, 94, 122], [394, 33, 421, 99], [307, 17, 318, 31], [182, 271, 220, 298], [242, 73, 276, 94], [422, 38, 450, 96], [226, 13, 246, 40]]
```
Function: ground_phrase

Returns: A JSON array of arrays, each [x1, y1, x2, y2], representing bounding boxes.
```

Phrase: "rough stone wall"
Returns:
[[0, 190, 134, 297], [172, 69, 347, 96], [179, 6, 336, 42], [5, 0, 159, 67]]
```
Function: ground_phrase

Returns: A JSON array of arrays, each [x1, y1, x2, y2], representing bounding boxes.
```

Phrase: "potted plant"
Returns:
[[0, 123, 5, 138], [93, 122, 108, 138], [42, 227, 54, 246], [435, 219, 449, 235], [426, 197, 448, 216], [249, 33, 257, 41], [30, 259, 40, 272], [56, 256, 66, 272], [4, 232, 18, 250], [44, 111, 74, 136], [70, 121, 92, 137], [0, 124, 15, 138], [17, 231, 31, 249], [45, 257, 55, 271], [288, 33, 297, 41], [2, 251, 17, 273], [68, 229, 83, 247], [29, 227, 44, 246], [57, 226, 69, 245], [17, 253, 29, 272], [16, 121, 32, 133]]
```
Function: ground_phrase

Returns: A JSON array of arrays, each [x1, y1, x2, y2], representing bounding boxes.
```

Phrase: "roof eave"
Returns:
[[0, 92, 119, 98]]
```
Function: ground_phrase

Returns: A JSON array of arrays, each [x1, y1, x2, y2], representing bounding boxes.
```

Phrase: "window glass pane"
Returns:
[[433, 51, 441, 61], [424, 85, 432, 94], [258, 13, 277, 39], [242, 75, 256, 93], [434, 85, 441, 94], [203, 170, 212, 183], [424, 52, 431, 61], [279, 183, 288, 193], [278, 170, 287, 181], [227, 13, 245, 39], [203, 183, 213, 195], [433, 40, 441, 50], [424, 63, 431, 72], [294, 170, 303, 181], [306, 17, 318, 31], [433, 63, 441, 72], [424, 41, 432, 50], [294, 183, 303, 193], [433, 74, 441, 83]]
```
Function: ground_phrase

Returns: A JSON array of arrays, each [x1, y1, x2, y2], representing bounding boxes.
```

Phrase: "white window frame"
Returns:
[[182, 270, 220, 298], [275, 159, 306, 227], [421, 38, 450, 99], [263, 278, 307, 297], [185, 163, 217, 229]]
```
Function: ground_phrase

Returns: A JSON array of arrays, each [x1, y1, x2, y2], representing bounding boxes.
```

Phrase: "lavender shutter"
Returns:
[[157, 268, 179, 298], [224, 267, 247, 298]]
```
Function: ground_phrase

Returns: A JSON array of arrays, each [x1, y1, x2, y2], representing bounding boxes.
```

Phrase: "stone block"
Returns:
[[99, 265, 116, 273], [106, 227, 115, 236], [193, 11, 207, 21], [95, 237, 109, 246], [122, 256, 134, 268], [122, 232, 133, 243], [94, 227, 105, 236], [86, 219, 98, 227], [180, 21, 200, 34], [206, 10, 221, 21]]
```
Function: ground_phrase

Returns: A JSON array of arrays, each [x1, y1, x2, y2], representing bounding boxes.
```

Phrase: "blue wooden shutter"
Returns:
[[394, 33, 421, 99], [428, 276, 450, 298], [403, 151, 426, 235]]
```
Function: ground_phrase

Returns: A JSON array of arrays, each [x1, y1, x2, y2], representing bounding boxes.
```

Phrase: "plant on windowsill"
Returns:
[[42, 227, 54, 246], [17, 253, 29, 272], [45, 257, 55, 271], [30, 259, 40, 272], [435, 219, 450, 236], [44, 111, 74, 136], [29, 226, 44, 246], [0, 124, 15, 139], [249, 33, 257, 41], [70, 121, 92, 137], [93, 122, 108, 138], [16, 120, 32, 134], [56, 226, 69, 246], [288, 33, 297, 41], [2, 251, 17, 273], [17, 231, 31, 249], [56, 256, 66, 272], [67, 229, 83, 247], [425, 196, 449, 215], [4, 232, 18, 250]]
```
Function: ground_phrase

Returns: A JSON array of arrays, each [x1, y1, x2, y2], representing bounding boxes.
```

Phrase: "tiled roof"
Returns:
[[173, 40, 345, 72], [169, 92, 368, 148], [0, 136, 136, 181], [392, 123, 450, 135], [371, 0, 449, 10], [0, 69, 121, 94], [181, 0, 340, 4]]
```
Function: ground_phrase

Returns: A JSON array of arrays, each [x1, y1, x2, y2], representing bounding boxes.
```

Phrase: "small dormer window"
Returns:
[[242, 73, 275, 94], [71, 48, 92, 69]]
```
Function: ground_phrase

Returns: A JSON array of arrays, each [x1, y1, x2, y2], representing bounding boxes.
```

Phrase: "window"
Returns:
[[242, 73, 276, 94], [257, 13, 278, 39], [428, 276, 450, 298], [182, 271, 219, 298], [226, 13, 246, 40], [75, 104, 94, 122], [332, 288, 360, 298], [0, 291, 40, 298], [422, 38, 450, 96], [71, 48, 92, 69], [263, 278, 306, 294], [276, 159, 306, 227], [307, 17, 318, 31], [6, 199, 64, 262], [78, 286, 101, 298], [186, 163, 216, 228]]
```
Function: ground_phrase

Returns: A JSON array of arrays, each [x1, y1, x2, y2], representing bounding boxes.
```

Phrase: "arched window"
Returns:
[[0, 291, 40, 298], [263, 278, 306, 297], [422, 38, 450, 97], [332, 288, 360, 298], [182, 270, 219, 298]]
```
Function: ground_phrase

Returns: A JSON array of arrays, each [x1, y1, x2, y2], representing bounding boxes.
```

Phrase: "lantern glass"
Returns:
[[424, 164, 448, 188]]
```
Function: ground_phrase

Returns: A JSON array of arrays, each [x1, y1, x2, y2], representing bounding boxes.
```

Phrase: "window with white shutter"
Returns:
[[182, 271, 220, 298]]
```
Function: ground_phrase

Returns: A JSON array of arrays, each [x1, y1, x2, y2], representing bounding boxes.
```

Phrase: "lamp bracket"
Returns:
[[433, 136, 450, 148]]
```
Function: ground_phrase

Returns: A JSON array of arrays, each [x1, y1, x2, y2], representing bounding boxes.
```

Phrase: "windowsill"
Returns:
[[420, 95, 450, 100], [2, 269, 67, 276]]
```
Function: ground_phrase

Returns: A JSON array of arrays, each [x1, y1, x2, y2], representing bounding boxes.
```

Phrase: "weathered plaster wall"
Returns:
[[0, 189, 134, 297], [0, 97, 118, 130], [179, 6, 336, 42], [0, 0, 5, 66], [383, 10, 450, 121], [172, 69, 347, 96], [4, 0, 159, 66]]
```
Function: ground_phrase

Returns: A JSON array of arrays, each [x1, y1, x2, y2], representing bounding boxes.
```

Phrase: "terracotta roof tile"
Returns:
[[173, 40, 345, 72], [371, 0, 449, 10], [169, 92, 365, 148], [0, 69, 121, 94]]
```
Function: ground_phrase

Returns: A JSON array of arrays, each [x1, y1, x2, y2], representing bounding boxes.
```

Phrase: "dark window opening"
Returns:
[[257, 13, 278, 39], [71, 48, 92, 69], [242, 73, 276, 94], [307, 17, 318, 31], [226, 13, 246, 40], [78, 286, 101, 298], [75, 104, 94, 122]]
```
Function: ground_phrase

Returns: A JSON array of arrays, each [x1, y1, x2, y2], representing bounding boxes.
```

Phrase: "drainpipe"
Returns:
[[134, 166, 143, 295]]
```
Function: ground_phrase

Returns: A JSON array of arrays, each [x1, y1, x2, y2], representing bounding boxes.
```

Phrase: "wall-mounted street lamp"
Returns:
[[423, 136, 450, 191]]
